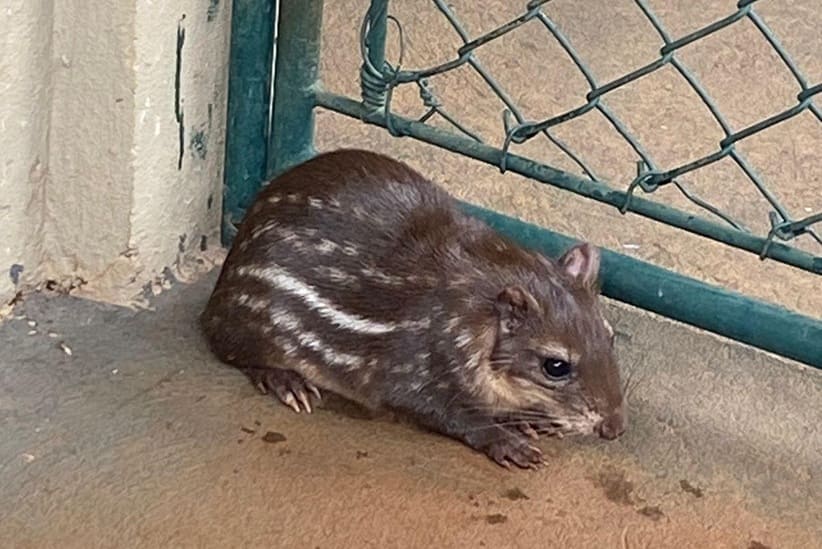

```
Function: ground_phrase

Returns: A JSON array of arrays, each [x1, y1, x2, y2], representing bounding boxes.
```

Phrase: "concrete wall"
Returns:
[[0, 1, 54, 310], [0, 0, 230, 310]]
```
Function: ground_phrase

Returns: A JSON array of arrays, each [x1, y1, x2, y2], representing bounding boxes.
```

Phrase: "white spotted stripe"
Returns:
[[236, 265, 429, 334], [268, 307, 363, 368]]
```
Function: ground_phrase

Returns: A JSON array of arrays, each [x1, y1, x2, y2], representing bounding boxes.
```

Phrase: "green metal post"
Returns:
[[222, 0, 276, 244], [267, 0, 325, 179]]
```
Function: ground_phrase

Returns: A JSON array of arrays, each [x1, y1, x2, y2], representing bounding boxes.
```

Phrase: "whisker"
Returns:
[[624, 382, 637, 403], [622, 367, 636, 396], [622, 367, 645, 403], [458, 406, 560, 420], [460, 421, 543, 434], [534, 427, 564, 437]]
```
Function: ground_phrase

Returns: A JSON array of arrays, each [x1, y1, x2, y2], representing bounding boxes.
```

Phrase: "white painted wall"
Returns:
[[0, 0, 231, 310], [0, 0, 54, 308]]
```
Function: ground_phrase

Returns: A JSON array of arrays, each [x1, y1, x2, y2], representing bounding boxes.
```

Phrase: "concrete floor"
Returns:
[[1, 270, 820, 548]]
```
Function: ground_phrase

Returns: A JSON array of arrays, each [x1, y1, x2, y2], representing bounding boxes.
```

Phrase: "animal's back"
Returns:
[[201, 150, 457, 380]]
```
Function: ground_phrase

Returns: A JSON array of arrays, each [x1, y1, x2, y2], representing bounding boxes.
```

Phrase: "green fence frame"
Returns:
[[223, 0, 821, 369]]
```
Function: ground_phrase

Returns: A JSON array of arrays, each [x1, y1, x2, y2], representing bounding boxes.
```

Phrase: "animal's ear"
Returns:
[[559, 242, 600, 290], [495, 286, 538, 334]]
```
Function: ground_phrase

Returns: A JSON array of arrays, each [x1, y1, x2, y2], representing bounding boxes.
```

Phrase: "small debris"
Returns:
[[501, 487, 529, 501], [262, 431, 287, 443], [679, 479, 704, 498], [637, 505, 665, 521], [59, 342, 73, 356], [111, 369, 119, 375], [621, 243, 641, 250], [485, 513, 508, 525], [48, 332, 60, 338], [253, 420, 261, 426], [27, 330, 37, 336], [356, 450, 369, 459], [240, 426, 256, 434], [21, 453, 35, 463], [27, 320, 36, 328], [596, 468, 635, 506]]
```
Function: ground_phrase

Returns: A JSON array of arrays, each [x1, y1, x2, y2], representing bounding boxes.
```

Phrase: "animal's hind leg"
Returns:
[[242, 367, 322, 413]]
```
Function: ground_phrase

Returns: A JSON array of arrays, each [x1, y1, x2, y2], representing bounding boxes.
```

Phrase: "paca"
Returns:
[[201, 149, 625, 468]]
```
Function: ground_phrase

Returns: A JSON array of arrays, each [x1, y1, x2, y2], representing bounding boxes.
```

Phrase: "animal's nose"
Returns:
[[597, 410, 626, 440]]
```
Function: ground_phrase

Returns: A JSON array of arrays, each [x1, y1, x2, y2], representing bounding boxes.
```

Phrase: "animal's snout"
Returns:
[[597, 409, 626, 440]]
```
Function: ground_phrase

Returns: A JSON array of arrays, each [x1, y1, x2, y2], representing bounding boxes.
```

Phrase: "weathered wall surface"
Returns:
[[0, 1, 54, 310], [45, 0, 137, 293], [128, 1, 230, 302], [0, 0, 230, 310]]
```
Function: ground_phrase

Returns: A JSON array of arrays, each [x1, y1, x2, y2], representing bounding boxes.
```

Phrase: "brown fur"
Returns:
[[201, 149, 626, 468]]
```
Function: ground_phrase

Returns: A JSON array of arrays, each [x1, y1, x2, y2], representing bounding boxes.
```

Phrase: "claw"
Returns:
[[295, 390, 313, 413], [244, 368, 321, 414], [484, 430, 544, 470], [281, 392, 301, 413], [306, 382, 322, 401], [495, 456, 511, 469], [520, 423, 539, 440]]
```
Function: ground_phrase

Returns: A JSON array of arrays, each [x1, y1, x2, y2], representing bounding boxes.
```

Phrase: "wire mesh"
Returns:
[[357, 0, 822, 269]]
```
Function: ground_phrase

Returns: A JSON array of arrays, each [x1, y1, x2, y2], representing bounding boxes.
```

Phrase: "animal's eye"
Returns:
[[542, 358, 571, 380]]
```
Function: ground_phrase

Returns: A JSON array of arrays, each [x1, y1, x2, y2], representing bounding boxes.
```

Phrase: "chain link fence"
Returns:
[[355, 0, 821, 274]]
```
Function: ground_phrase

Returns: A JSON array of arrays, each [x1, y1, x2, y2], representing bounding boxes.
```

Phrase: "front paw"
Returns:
[[243, 367, 321, 413], [484, 431, 544, 469]]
